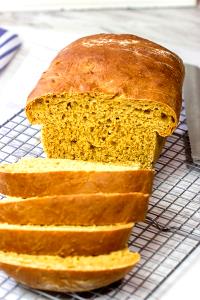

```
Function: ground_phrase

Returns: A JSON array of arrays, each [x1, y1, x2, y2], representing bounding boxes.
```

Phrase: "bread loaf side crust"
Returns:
[[0, 253, 140, 292], [0, 193, 149, 225], [0, 223, 133, 256], [26, 33, 184, 125], [0, 170, 154, 197]]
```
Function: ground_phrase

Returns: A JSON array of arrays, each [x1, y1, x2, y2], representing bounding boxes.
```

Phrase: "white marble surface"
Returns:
[[1, 7, 200, 55], [0, 6, 200, 300], [0, 0, 197, 11]]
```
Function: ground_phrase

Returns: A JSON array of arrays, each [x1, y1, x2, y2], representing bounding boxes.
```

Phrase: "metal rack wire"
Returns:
[[0, 106, 199, 300]]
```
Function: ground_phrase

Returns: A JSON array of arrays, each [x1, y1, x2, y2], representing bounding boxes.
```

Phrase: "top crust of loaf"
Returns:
[[26, 33, 184, 128]]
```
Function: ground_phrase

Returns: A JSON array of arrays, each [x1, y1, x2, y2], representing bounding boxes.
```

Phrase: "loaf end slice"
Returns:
[[0, 249, 140, 292]]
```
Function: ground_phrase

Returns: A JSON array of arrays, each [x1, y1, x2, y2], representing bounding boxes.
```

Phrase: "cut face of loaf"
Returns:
[[41, 104, 165, 168], [0, 158, 154, 197], [0, 249, 140, 292], [26, 34, 184, 168], [0, 193, 149, 225], [0, 223, 133, 256]]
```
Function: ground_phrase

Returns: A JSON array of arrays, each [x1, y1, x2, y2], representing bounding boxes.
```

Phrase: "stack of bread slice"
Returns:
[[0, 158, 153, 292]]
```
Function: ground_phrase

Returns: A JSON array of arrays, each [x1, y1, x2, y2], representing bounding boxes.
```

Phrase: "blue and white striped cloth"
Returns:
[[0, 27, 22, 71]]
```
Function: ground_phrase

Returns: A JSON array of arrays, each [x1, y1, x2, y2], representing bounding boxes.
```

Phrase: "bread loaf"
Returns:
[[0, 192, 149, 225], [0, 158, 153, 197], [26, 33, 184, 168], [0, 249, 140, 292], [0, 223, 133, 256]]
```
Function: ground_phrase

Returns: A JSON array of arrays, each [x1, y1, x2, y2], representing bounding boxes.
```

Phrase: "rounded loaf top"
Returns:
[[26, 33, 184, 120]]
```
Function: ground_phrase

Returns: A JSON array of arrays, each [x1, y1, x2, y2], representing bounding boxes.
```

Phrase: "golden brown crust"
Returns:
[[0, 169, 154, 197], [0, 223, 133, 256], [0, 193, 149, 225], [0, 253, 140, 292], [26, 33, 184, 125]]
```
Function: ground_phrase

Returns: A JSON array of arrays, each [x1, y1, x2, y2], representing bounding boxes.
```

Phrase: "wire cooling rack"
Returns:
[[0, 106, 199, 300]]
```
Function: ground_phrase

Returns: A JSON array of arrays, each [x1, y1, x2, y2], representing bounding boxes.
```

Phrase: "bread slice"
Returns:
[[0, 192, 149, 225], [0, 249, 140, 292], [0, 223, 133, 256], [0, 158, 154, 197], [26, 33, 184, 168]]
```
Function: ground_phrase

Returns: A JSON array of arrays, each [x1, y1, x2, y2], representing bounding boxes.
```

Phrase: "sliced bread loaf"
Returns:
[[26, 33, 184, 168], [0, 192, 149, 225], [0, 158, 153, 197], [0, 249, 140, 292], [0, 223, 133, 256]]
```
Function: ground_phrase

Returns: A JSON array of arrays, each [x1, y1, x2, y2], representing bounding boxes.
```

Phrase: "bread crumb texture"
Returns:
[[28, 95, 172, 168]]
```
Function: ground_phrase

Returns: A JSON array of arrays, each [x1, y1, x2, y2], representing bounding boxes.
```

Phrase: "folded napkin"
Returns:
[[0, 27, 22, 71]]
